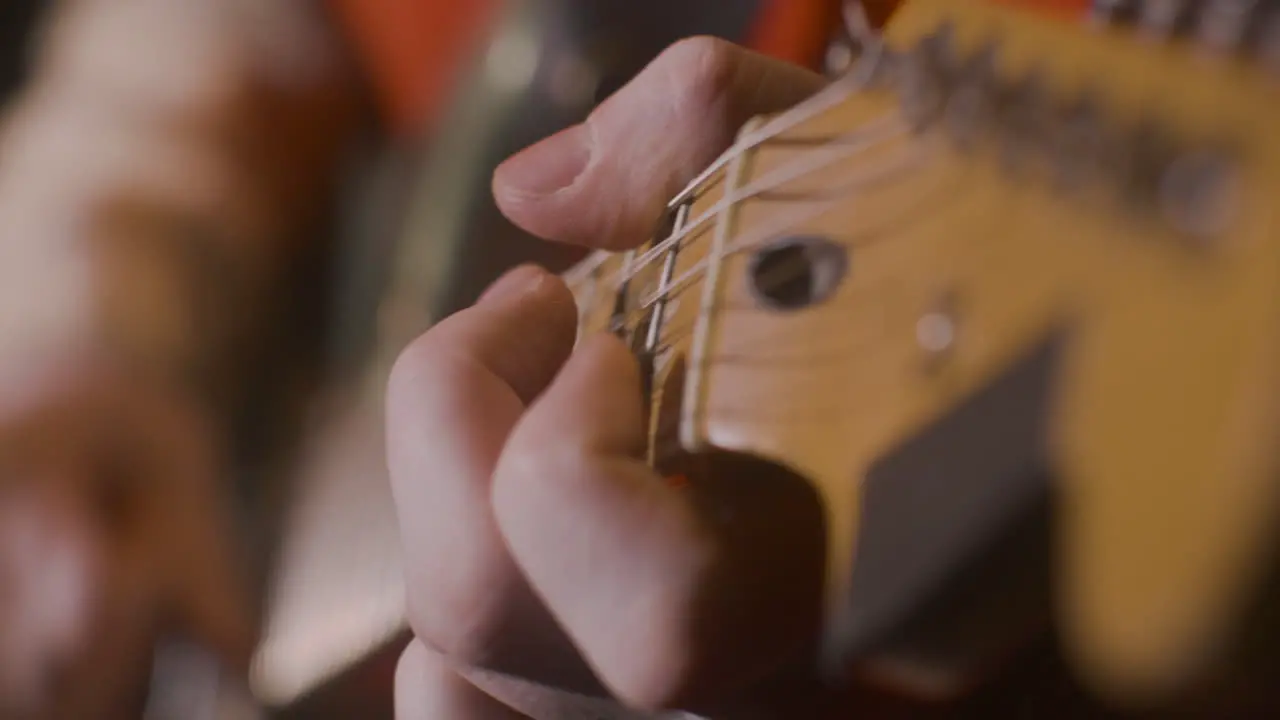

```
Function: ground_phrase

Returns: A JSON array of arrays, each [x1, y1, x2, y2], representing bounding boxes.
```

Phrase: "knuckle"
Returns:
[[404, 566, 507, 669], [395, 641, 444, 718], [386, 330, 444, 403], [384, 336, 448, 490], [395, 641, 429, 689], [658, 36, 742, 112], [494, 430, 565, 500], [384, 325, 445, 392]]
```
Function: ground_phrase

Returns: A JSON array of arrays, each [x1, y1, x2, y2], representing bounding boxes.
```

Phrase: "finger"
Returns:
[[493, 37, 826, 251], [386, 265, 599, 690], [493, 334, 827, 713], [0, 477, 105, 716], [396, 641, 531, 720], [0, 361, 243, 717]]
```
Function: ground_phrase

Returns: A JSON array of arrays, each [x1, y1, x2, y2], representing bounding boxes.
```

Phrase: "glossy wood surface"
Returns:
[[563, 0, 1280, 708]]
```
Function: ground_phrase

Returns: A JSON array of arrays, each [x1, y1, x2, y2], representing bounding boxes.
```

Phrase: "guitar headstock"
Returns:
[[563, 0, 1280, 709]]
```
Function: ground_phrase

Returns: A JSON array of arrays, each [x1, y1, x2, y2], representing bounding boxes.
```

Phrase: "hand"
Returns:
[[0, 358, 251, 720], [384, 37, 878, 719]]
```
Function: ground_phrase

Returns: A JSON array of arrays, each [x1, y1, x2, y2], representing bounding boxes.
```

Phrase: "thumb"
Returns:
[[493, 36, 826, 251]]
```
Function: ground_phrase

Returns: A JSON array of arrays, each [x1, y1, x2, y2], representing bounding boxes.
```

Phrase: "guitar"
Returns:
[[558, 0, 1280, 712]]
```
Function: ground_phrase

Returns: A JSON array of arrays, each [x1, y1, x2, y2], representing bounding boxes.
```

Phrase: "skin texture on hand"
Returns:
[[389, 37, 856, 719]]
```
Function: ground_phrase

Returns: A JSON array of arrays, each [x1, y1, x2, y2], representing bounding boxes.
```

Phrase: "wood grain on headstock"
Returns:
[[562, 0, 1280, 710]]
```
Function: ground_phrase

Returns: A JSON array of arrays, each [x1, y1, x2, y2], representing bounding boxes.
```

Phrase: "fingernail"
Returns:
[[494, 124, 591, 198], [479, 264, 548, 305]]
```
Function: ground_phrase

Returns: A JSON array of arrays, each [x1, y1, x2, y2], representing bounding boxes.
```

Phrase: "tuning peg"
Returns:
[[1137, 0, 1194, 38], [1090, 0, 1143, 25], [942, 41, 1001, 148], [996, 68, 1053, 174], [896, 24, 959, 130], [1197, 0, 1263, 51], [1050, 92, 1118, 193]]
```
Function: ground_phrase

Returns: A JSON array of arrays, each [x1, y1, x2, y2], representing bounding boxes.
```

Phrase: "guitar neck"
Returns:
[[559, 0, 1280, 710]]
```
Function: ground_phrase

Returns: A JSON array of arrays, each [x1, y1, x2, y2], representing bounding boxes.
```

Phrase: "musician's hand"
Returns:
[[491, 36, 826, 252], [0, 360, 252, 719], [388, 38, 845, 719]]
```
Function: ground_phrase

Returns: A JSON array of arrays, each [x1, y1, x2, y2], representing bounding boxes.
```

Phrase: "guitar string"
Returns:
[[666, 37, 891, 211], [579, 137, 940, 341], [667, 179, 1025, 425], [560, 41, 893, 291], [632, 142, 966, 371], [567, 111, 914, 328], [635, 137, 939, 315], [570, 27, 910, 375], [644, 164, 958, 364], [617, 112, 909, 290], [640, 192, 979, 428]]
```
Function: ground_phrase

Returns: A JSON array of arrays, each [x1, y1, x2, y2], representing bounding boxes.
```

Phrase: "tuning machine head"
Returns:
[[896, 21, 960, 131], [941, 40, 1002, 149], [1196, 0, 1264, 51], [1091, 0, 1143, 25]]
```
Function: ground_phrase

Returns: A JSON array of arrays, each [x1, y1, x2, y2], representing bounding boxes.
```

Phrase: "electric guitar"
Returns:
[[560, 0, 1280, 712]]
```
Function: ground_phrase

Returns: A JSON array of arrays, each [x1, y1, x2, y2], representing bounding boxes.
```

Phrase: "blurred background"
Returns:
[[0, 1, 853, 718]]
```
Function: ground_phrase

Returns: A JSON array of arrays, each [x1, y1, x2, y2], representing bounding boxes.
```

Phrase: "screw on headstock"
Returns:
[[917, 293, 961, 370]]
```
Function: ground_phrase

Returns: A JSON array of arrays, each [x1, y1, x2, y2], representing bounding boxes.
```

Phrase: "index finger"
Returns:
[[492, 37, 826, 251]]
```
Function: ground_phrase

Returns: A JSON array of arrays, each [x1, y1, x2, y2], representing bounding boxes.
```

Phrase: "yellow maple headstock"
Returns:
[[564, 0, 1280, 708]]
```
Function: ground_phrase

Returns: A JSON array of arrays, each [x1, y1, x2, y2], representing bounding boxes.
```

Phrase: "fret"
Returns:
[[661, 37, 890, 212], [575, 258, 599, 339], [565, 251, 623, 341], [544, 0, 1280, 711], [680, 116, 762, 451], [607, 249, 638, 337], [643, 202, 691, 355], [619, 111, 905, 295], [563, 250, 610, 290]]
